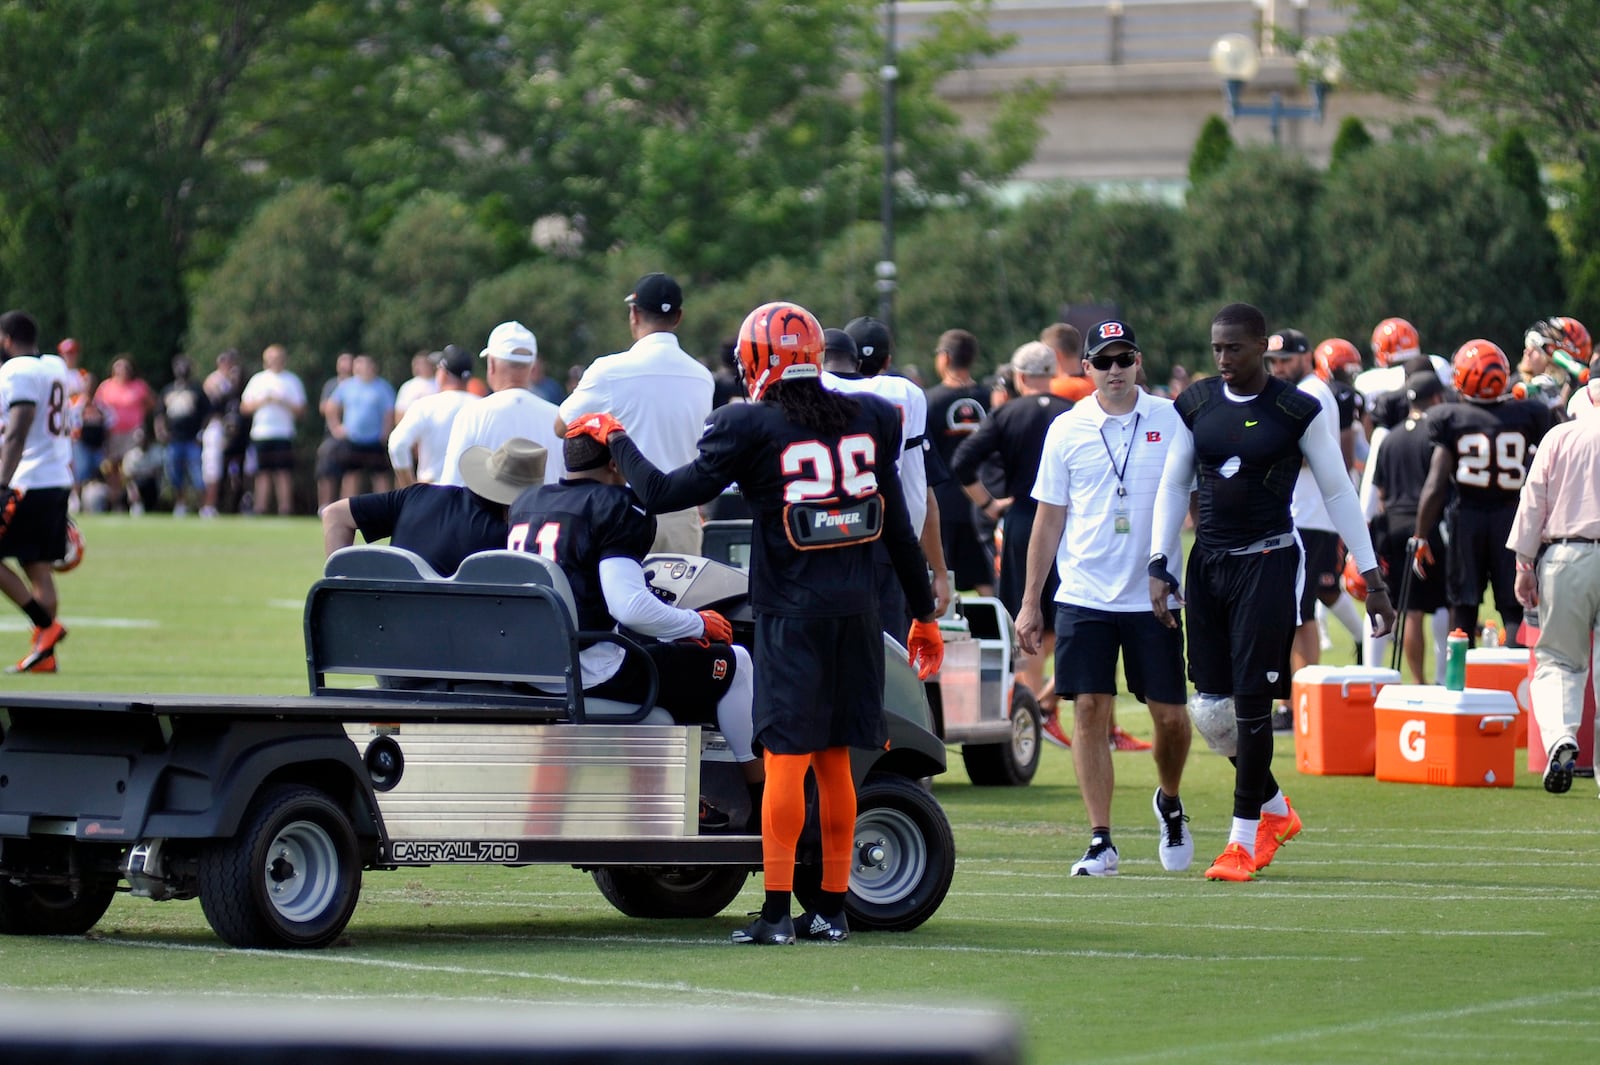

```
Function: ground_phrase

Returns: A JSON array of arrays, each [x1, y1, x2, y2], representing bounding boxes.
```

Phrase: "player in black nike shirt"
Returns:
[[1413, 339, 1551, 643], [1150, 303, 1394, 882], [573, 301, 943, 946]]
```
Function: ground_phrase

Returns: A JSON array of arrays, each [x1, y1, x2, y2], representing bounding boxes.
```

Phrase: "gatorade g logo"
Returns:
[[1399, 718, 1427, 762]]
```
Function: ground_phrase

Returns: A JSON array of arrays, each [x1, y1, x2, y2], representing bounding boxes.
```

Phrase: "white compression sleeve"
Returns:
[[1302, 410, 1378, 574]]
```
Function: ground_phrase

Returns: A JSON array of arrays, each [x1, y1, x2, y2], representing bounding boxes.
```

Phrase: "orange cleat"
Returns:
[[1204, 842, 1257, 882], [6, 653, 56, 674], [1041, 709, 1072, 749], [1110, 725, 1152, 752], [1254, 798, 1304, 871]]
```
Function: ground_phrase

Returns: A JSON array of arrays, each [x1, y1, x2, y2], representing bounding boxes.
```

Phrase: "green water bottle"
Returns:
[[1445, 629, 1469, 691]]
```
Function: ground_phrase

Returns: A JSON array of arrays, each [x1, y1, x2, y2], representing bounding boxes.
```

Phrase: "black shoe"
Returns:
[[1543, 739, 1579, 794], [698, 798, 732, 831], [730, 913, 795, 945], [796, 910, 850, 943], [1270, 705, 1293, 732]]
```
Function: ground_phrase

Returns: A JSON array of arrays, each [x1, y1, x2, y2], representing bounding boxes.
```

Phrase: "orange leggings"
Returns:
[[761, 747, 856, 894]]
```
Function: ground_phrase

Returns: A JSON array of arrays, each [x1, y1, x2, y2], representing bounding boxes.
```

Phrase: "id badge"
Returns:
[[1113, 508, 1131, 535]]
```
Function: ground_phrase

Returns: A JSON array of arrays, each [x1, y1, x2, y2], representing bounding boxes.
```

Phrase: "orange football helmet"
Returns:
[[1314, 338, 1362, 382], [736, 301, 824, 401], [1452, 339, 1510, 401], [1370, 318, 1421, 367], [1342, 551, 1368, 602], [1526, 316, 1592, 365]]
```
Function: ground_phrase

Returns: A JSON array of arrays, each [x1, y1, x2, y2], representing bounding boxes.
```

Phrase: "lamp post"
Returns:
[[877, 0, 898, 330], [1208, 32, 1339, 146]]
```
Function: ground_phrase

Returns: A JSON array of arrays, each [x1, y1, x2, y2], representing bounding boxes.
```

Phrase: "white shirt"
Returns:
[[439, 387, 566, 487], [241, 369, 306, 440], [1567, 379, 1598, 419], [394, 374, 440, 418], [0, 355, 73, 490], [560, 332, 713, 471], [1290, 373, 1340, 532], [1033, 390, 1181, 612], [823, 371, 930, 535], [387, 388, 475, 482], [1352, 354, 1453, 398]]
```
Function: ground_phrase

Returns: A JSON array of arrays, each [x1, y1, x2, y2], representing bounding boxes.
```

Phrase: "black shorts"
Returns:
[[1446, 505, 1518, 614], [588, 640, 737, 726], [1373, 512, 1447, 614], [937, 484, 994, 591], [0, 487, 69, 564], [254, 438, 295, 472], [1296, 528, 1342, 621], [754, 612, 885, 754], [340, 441, 392, 475], [1185, 541, 1301, 699], [1053, 603, 1187, 705], [998, 503, 1058, 634]]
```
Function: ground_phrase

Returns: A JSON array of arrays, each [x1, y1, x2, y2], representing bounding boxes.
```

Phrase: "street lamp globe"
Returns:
[[1210, 33, 1261, 83]]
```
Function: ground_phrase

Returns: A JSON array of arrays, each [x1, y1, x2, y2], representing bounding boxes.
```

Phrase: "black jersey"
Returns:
[[1371, 412, 1437, 522], [1175, 375, 1322, 552], [1330, 378, 1363, 430], [507, 480, 655, 633], [611, 391, 933, 620], [924, 383, 990, 465], [949, 392, 1073, 497], [1426, 397, 1550, 510]]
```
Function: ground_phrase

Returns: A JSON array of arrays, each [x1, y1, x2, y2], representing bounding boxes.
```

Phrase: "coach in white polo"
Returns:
[[1014, 319, 1193, 878], [439, 321, 565, 488], [556, 273, 713, 554]]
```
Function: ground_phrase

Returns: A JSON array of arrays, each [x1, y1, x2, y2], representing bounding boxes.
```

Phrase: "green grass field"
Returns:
[[3, 514, 1598, 1063]]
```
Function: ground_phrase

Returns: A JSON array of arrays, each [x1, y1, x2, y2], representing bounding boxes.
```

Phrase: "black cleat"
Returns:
[[796, 910, 850, 943], [730, 913, 796, 945], [1543, 739, 1579, 794]]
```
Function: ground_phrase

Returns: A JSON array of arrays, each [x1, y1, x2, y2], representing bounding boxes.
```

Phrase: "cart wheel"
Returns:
[[0, 878, 116, 936], [592, 866, 751, 919], [961, 683, 1042, 786], [198, 784, 362, 949], [793, 775, 955, 932]]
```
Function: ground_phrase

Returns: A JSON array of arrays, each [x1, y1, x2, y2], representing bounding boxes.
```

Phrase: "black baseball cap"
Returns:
[[823, 328, 858, 361], [1267, 328, 1311, 357], [1085, 320, 1138, 358], [844, 316, 894, 372], [432, 344, 472, 379], [625, 272, 683, 315]]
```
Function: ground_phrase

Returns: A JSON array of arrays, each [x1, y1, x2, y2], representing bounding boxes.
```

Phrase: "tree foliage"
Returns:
[[1329, 116, 1374, 170], [1187, 116, 1235, 190], [1488, 129, 1548, 227]]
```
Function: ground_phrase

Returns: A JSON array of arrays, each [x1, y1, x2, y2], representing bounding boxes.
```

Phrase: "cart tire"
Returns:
[[198, 783, 362, 949], [960, 683, 1042, 786], [793, 774, 955, 932], [592, 866, 751, 919], [0, 878, 116, 936]]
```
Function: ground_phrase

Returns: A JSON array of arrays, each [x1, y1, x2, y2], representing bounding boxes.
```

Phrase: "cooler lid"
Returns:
[[1465, 647, 1530, 665], [1374, 684, 1519, 714], [1293, 665, 1402, 684]]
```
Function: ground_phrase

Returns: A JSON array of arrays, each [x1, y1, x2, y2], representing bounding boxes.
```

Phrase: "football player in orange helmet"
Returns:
[[1370, 317, 1421, 367], [1519, 316, 1592, 415], [1314, 337, 1362, 383], [1453, 339, 1512, 401]]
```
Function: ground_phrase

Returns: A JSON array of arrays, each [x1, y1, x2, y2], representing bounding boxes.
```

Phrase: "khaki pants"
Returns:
[[1530, 542, 1600, 754], [651, 507, 703, 556]]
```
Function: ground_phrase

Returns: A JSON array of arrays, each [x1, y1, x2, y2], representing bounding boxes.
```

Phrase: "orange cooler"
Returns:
[[1374, 685, 1518, 788], [1464, 647, 1531, 748], [1291, 665, 1400, 776]]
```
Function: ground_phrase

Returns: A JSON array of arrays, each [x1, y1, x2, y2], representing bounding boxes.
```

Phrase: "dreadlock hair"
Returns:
[[765, 377, 859, 437]]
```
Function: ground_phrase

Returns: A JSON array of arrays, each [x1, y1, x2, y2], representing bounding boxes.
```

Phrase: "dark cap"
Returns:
[[1405, 370, 1443, 403], [1267, 328, 1312, 357], [822, 328, 858, 361], [625, 272, 683, 316], [1085, 320, 1137, 358], [433, 344, 473, 379], [843, 316, 894, 371]]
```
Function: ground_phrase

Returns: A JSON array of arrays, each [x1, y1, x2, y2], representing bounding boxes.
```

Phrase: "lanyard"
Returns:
[[1097, 412, 1141, 499]]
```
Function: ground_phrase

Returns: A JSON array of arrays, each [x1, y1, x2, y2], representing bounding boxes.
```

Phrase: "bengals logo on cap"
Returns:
[[1098, 322, 1125, 341]]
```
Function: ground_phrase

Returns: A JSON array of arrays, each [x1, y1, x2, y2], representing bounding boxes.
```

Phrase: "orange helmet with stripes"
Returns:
[[736, 301, 823, 401], [1370, 318, 1421, 367], [1526, 316, 1592, 365], [1314, 338, 1362, 382], [1452, 339, 1510, 401]]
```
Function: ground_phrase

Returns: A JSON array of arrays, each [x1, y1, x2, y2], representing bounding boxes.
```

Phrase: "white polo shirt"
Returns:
[[1290, 373, 1341, 533], [1032, 389, 1181, 612], [823, 371, 930, 536], [560, 332, 713, 471], [240, 368, 306, 441], [387, 388, 476, 482], [439, 387, 566, 488], [0, 355, 73, 490]]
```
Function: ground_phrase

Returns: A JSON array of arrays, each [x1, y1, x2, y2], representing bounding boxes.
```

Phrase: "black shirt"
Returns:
[[611, 391, 933, 620], [159, 380, 211, 443], [1330, 378, 1363, 430], [1426, 397, 1550, 510], [348, 484, 509, 577], [1372, 411, 1438, 523], [1176, 375, 1322, 551], [949, 392, 1073, 499], [507, 480, 655, 634]]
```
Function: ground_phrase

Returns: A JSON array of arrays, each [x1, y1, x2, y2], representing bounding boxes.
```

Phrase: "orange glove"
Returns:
[[907, 618, 944, 681], [566, 412, 625, 444], [1407, 536, 1434, 580], [694, 609, 732, 647], [0, 486, 22, 540]]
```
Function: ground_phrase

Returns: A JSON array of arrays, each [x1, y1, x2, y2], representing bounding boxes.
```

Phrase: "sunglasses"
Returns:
[[1088, 351, 1137, 371]]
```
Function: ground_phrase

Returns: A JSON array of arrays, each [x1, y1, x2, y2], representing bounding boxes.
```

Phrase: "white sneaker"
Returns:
[[172, 503, 189, 517], [1070, 836, 1119, 877], [199, 505, 219, 519], [1153, 789, 1194, 871], [1544, 738, 1579, 794]]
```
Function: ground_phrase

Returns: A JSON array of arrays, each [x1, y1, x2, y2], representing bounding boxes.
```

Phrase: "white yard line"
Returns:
[[0, 616, 158, 631]]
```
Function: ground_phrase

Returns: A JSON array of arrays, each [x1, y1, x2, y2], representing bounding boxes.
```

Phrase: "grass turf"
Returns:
[[1, 513, 1596, 1064]]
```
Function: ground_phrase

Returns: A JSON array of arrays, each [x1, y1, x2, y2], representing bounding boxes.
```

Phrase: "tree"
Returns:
[[1188, 116, 1235, 190], [1329, 117, 1374, 170], [1488, 129, 1548, 228], [1563, 145, 1600, 329]]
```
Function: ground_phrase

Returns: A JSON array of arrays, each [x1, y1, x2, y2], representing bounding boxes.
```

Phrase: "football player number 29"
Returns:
[[1455, 431, 1527, 490], [781, 434, 877, 502]]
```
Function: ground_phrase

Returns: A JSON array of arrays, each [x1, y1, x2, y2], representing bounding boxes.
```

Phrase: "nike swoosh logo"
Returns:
[[1248, 722, 1268, 735], [1244, 420, 1259, 427]]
